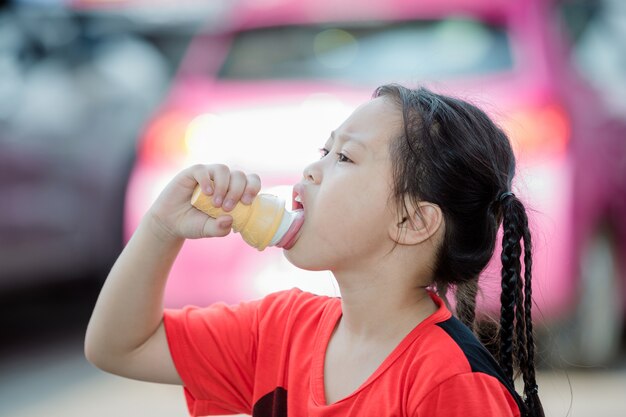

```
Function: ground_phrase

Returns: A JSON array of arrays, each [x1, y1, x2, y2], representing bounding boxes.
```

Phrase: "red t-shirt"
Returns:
[[163, 288, 522, 416]]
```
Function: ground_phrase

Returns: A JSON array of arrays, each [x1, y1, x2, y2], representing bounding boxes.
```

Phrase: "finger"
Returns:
[[208, 164, 231, 208], [202, 215, 233, 238], [188, 164, 215, 195], [222, 170, 248, 211], [241, 173, 262, 205]]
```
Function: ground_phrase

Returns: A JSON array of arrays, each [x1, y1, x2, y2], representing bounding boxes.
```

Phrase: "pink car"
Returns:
[[124, 0, 626, 366]]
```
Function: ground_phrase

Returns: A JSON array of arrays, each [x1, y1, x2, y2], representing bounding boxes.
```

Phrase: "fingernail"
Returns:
[[205, 185, 213, 195], [241, 194, 253, 205], [220, 218, 232, 228], [223, 199, 235, 210], [213, 196, 222, 207]]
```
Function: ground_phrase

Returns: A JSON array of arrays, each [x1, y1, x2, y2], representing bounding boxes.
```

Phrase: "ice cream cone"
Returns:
[[191, 184, 290, 250]]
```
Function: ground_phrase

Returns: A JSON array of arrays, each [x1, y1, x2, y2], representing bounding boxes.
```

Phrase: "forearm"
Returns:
[[84, 164, 260, 382], [85, 213, 184, 367]]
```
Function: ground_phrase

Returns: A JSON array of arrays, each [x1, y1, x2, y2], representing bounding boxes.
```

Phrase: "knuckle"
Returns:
[[214, 163, 229, 173], [247, 174, 262, 189]]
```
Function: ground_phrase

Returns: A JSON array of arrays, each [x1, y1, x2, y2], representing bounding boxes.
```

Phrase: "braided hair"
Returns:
[[375, 84, 544, 417], [499, 193, 542, 415]]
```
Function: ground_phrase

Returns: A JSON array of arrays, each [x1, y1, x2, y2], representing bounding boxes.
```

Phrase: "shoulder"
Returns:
[[432, 316, 508, 383], [254, 288, 338, 335], [404, 311, 523, 415], [258, 287, 335, 312], [407, 294, 510, 387], [414, 372, 522, 417], [257, 287, 336, 319], [163, 288, 336, 340], [408, 313, 512, 384]]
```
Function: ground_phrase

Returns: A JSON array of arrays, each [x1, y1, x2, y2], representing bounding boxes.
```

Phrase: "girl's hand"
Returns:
[[147, 164, 262, 240]]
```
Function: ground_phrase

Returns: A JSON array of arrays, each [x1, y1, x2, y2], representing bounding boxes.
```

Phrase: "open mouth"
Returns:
[[292, 190, 304, 211], [276, 187, 306, 250]]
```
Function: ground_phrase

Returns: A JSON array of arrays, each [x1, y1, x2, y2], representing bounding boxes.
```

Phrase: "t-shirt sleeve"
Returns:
[[163, 296, 263, 416], [415, 373, 521, 417]]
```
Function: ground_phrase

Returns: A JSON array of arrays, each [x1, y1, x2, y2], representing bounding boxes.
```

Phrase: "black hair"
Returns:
[[374, 84, 544, 417]]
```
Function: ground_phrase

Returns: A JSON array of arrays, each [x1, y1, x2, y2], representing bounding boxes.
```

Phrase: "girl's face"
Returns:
[[285, 96, 403, 272]]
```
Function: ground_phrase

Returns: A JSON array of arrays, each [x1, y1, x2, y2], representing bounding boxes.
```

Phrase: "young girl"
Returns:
[[85, 84, 544, 417]]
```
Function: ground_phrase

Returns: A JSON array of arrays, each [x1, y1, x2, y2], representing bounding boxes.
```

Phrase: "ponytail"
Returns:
[[455, 279, 478, 333], [374, 84, 544, 416], [498, 193, 544, 417]]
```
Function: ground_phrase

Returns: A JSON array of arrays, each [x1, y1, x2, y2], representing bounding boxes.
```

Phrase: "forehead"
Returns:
[[335, 96, 402, 149]]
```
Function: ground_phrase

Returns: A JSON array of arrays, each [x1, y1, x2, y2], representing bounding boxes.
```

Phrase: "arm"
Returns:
[[84, 164, 261, 384]]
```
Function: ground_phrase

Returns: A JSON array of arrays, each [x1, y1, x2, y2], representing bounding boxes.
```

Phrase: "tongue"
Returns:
[[276, 210, 304, 249]]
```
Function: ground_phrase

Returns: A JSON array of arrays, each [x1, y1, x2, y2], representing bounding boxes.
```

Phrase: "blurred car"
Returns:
[[124, 0, 626, 366], [0, 4, 172, 289], [561, 0, 626, 119]]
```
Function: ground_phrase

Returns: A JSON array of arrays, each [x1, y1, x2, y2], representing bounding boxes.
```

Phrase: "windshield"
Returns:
[[217, 18, 513, 83]]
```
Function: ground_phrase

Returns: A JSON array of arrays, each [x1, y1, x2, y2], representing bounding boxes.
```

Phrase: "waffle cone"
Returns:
[[190, 185, 285, 250]]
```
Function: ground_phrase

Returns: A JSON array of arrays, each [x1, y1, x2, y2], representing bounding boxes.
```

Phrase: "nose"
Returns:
[[303, 160, 322, 184]]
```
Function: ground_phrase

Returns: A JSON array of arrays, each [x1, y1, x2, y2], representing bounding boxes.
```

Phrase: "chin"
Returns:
[[283, 246, 328, 272]]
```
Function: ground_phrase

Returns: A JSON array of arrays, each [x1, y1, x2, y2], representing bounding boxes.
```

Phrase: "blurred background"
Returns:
[[1, 0, 625, 415]]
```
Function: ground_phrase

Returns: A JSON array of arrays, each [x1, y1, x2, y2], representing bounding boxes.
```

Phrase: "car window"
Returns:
[[217, 18, 512, 83]]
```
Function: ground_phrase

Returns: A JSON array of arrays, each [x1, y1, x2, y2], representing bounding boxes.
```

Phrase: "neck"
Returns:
[[333, 270, 437, 341]]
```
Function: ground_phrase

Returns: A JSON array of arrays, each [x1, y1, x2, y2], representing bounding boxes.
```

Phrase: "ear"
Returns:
[[388, 200, 444, 245]]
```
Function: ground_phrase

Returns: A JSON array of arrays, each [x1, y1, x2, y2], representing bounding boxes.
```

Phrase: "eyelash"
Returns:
[[319, 148, 353, 163]]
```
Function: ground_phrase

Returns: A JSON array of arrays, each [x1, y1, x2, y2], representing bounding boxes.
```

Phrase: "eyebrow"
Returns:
[[330, 131, 367, 150]]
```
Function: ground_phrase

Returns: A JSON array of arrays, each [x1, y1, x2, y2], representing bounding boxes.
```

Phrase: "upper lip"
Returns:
[[292, 183, 305, 211]]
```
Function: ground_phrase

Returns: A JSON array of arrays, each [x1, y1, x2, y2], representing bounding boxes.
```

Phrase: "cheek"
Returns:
[[284, 176, 395, 269], [290, 201, 390, 263], [281, 213, 353, 271], [313, 181, 393, 240]]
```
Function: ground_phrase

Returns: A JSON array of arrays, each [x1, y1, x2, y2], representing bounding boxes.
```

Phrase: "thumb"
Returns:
[[202, 215, 233, 238]]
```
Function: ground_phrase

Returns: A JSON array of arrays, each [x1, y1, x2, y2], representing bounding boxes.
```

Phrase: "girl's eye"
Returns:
[[336, 152, 352, 163], [318, 148, 352, 163]]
